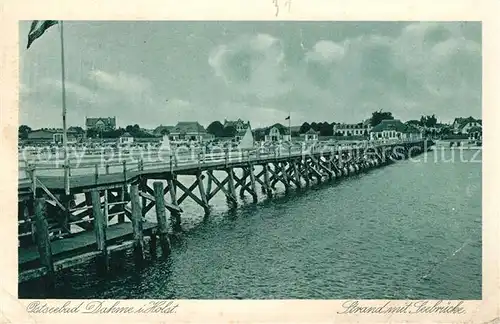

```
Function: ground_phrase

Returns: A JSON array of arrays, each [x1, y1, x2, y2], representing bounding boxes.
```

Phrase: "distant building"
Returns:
[[153, 125, 174, 137], [223, 119, 251, 133], [85, 117, 116, 132], [27, 128, 78, 144], [264, 124, 290, 142], [169, 122, 208, 142], [452, 117, 482, 134], [370, 119, 422, 141], [118, 132, 134, 145], [468, 126, 482, 140], [334, 122, 371, 136], [303, 128, 319, 142]]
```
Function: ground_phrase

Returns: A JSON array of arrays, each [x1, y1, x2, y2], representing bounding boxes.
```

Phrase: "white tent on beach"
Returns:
[[238, 128, 254, 150], [160, 134, 172, 151]]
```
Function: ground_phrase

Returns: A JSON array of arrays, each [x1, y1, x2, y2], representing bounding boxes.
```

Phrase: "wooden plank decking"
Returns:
[[19, 221, 157, 266]]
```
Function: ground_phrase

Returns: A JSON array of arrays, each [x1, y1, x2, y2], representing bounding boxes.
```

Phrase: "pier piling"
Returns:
[[196, 171, 210, 215], [166, 175, 182, 232], [263, 164, 273, 198], [153, 181, 171, 257], [249, 165, 258, 202], [34, 198, 54, 286], [91, 189, 109, 273], [130, 184, 145, 264]]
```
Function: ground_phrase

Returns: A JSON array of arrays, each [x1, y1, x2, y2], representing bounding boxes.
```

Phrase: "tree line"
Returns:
[[206, 121, 239, 138], [18, 124, 157, 140], [18, 112, 446, 141]]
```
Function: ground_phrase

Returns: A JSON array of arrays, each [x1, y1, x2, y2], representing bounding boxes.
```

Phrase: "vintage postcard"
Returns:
[[0, 0, 499, 323]]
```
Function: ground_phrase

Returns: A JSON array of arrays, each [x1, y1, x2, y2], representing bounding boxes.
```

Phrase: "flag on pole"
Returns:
[[285, 115, 290, 120], [27, 20, 58, 49]]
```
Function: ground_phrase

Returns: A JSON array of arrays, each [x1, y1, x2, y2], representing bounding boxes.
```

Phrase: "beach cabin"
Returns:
[[27, 128, 78, 144], [304, 128, 319, 142], [264, 124, 290, 142], [370, 120, 422, 141], [169, 122, 207, 142], [119, 132, 134, 144], [452, 117, 482, 134]]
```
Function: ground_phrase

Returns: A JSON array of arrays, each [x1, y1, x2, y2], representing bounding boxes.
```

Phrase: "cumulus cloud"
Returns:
[[89, 70, 152, 94], [209, 22, 481, 123], [305, 40, 345, 64], [208, 33, 291, 100]]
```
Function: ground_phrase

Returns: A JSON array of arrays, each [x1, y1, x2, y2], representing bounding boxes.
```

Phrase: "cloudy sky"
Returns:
[[19, 21, 481, 129]]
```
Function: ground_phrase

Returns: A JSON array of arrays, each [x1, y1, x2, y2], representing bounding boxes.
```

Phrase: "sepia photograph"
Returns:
[[16, 20, 482, 303]]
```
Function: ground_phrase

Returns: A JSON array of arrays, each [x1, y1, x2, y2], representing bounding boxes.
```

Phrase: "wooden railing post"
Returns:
[[130, 184, 145, 264], [94, 164, 99, 184], [30, 165, 37, 198], [91, 189, 108, 273], [34, 198, 54, 285], [153, 181, 171, 257], [122, 160, 127, 182]]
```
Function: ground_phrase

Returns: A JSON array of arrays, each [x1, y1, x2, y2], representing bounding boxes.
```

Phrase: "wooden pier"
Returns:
[[17, 139, 432, 284]]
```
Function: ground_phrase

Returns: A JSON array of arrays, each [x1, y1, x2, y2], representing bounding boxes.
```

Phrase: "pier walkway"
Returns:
[[17, 139, 432, 284]]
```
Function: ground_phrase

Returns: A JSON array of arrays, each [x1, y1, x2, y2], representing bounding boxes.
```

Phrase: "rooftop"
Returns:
[[170, 122, 206, 134]]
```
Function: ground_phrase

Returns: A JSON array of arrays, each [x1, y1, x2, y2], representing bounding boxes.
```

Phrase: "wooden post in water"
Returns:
[[166, 174, 181, 232], [303, 158, 311, 187], [91, 189, 108, 273], [34, 198, 54, 287], [263, 163, 273, 198], [206, 172, 212, 198], [249, 165, 258, 203], [281, 162, 290, 192], [226, 168, 237, 207], [153, 181, 171, 257], [196, 171, 210, 215], [239, 168, 248, 198], [293, 161, 301, 188], [130, 184, 145, 264]]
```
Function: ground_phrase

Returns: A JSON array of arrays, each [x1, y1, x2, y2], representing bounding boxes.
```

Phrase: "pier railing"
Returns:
[[18, 139, 423, 181]]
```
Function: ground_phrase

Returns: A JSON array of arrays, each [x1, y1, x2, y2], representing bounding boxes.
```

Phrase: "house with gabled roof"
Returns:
[[334, 122, 371, 137], [223, 118, 251, 133], [303, 128, 319, 142], [264, 123, 290, 142], [85, 117, 116, 132], [452, 116, 482, 134], [118, 132, 134, 145], [27, 128, 79, 144], [370, 119, 422, 141], [468, 126, 482, 140], [169, 121, 209, 142]]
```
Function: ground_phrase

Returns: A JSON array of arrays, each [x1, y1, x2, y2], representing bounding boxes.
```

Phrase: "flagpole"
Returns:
[[59, 20, 70, 195], [288, 111, 291, 141]]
